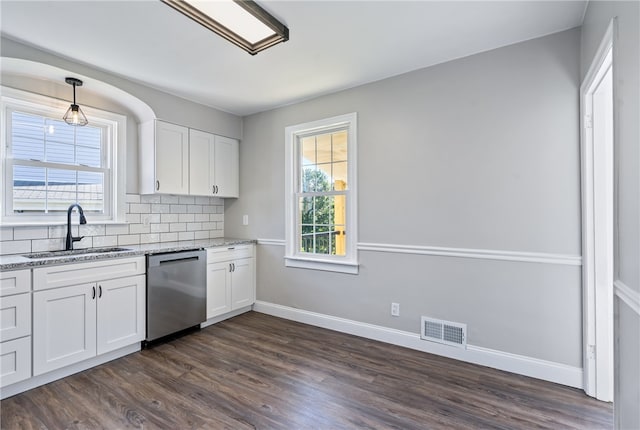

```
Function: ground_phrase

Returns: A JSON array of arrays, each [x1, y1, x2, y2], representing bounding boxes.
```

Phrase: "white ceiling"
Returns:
[[1, 1, 587, 117]]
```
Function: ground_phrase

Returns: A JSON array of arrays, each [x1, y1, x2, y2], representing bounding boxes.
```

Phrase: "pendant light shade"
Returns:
[[63, 77, 88, 126]]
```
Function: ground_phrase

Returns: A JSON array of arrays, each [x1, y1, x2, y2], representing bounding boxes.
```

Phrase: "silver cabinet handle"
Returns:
[[92, 286, 96, 300], [212, 185, 215, 195], [229, 263, 233, 272], [156, 180, 160, 191], [98, 285, 102, 298]]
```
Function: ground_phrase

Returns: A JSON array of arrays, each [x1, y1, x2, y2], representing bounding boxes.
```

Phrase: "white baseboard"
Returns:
[[253, 301, 583, 389], [200, 306, 252, 328]]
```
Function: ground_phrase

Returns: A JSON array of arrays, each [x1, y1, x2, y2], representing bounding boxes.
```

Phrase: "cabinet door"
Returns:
[[1, 337, 31, 387], [189, 129, 215, 196], [207, 262, 232, 319], [33, 283, 97, 376], [0, 293, 31, 342], [231, 258, 254, 310], [155, 121, 189, 195], [96, 275, 145, 355], [214, 135, 239, 198]]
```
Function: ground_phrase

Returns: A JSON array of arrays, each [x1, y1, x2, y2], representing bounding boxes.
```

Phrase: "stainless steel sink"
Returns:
[[24, 247, 133, 259]]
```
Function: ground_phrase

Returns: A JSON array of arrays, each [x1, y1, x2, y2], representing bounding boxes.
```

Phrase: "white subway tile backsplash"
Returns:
[[140, 194, 162, 204], [129, 223, 151, 234], [150, 223, 169, 233], [151, 203, 171, 214], [32, 238, 64, 252], [129, 203, 151, 214], [201, 222, 216, 230], [194, 230, 210, 240], [160, 232, 178, 242], [0, 193, 224, 255], [187, 223, 202, 231], [170, 204, 186, 213], [0, 228, 13, 241], [140, 233, 161, 244], [13, 226, 48, 240], [179, 196, 195, 205], [118, 234, 140, 246], [147, 214, 161, 224], [169, 223, 186, 232], [82, 225, 106, 237], [106, 225, 130, 236], [49, 225, 78, 238], [125, 194, 141, 203], [178, 231, 195, 241], [0, 240, 31, 255], [126, 213, 141, 224], [178, 213, 195, 223], [161, 195, 180, 204], [93, 235, 118, 248], [160, 213, 179, 223]]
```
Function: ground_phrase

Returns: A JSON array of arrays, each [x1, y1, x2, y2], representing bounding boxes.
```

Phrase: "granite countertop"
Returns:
[[0, 238, 256, 271]]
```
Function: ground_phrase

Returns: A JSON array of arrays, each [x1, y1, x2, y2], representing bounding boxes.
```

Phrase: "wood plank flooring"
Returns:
[[1, 312, 612, 429]]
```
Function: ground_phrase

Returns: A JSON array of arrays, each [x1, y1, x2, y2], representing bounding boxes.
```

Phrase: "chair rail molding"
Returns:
[[615, 280, 640, 316], [258, 239, 582, 266]]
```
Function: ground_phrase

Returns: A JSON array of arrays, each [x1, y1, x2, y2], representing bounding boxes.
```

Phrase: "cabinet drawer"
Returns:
[[0, 293, 31, 342], [1, 336, 31, 387], [33, 256, 145, 291], [207, 245, 253, 263], [0, 270, 30, 297]]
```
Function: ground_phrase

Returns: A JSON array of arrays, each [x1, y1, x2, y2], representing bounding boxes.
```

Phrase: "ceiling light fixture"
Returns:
[[161, 0, 288, 55], [62, 77, 88, 126]]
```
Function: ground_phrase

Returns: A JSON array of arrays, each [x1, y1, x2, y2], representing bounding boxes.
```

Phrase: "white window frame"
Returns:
[[1, 86, 127, 225], [285, 112, 358, 274]]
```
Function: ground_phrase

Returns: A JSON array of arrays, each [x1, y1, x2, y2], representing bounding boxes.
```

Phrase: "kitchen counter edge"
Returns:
[[0, 238, 257, 271]]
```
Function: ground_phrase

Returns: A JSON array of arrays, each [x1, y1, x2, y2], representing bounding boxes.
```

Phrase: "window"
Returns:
[[285, 113, 358, 274], [1, 87, 126, 224]]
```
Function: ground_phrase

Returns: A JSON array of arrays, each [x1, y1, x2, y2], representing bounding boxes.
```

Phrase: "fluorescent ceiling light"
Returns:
[[161, 0, 289, 55]]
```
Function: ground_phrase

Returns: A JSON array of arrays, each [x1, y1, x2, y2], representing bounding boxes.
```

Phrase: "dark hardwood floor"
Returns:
[[1, 312, 612, 429]]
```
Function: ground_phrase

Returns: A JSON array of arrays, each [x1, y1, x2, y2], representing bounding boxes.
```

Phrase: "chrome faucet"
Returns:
[[66, 204, 87, 250]]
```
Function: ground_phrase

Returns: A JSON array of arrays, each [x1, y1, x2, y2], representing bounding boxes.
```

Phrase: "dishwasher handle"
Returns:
[[159, 256, 199, 265], [147, 250, 206, 268]]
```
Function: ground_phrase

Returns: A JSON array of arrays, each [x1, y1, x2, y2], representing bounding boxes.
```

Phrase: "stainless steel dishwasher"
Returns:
[[146, 249, 206, 343]]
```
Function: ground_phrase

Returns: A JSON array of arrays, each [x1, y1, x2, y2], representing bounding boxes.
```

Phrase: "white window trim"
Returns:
[[284, 112, 358, 274], [1, 86, 127, 225]]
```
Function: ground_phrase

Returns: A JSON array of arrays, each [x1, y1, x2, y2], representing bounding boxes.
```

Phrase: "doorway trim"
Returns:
[[580, 18, 616, 401]]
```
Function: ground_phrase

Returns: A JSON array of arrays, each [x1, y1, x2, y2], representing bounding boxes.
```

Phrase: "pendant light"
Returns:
[[63, 77, 88, 126]]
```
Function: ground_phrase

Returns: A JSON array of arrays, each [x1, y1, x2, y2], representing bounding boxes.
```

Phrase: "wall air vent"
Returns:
[[420, 316, 467, 349]]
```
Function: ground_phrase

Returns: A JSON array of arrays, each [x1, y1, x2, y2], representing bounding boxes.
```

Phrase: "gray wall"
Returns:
[[226, 29, 583, 366], [0, 36, 243, 194], [581, 2, 640, 428]]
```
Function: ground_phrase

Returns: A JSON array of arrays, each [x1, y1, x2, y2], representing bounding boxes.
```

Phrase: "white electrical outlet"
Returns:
[[391, 302, 400, 317], [242, 215, 249, 225]]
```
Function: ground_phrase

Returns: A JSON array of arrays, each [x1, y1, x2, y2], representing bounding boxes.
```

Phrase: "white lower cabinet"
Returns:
[[32, 258, 145, 376], [33, 283, 97, 375], [206, 245, 255, 319], [0, 269, 32, 388]]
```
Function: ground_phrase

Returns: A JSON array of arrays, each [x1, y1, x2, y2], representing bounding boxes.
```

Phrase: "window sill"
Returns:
[[284, 256, 359, 275]]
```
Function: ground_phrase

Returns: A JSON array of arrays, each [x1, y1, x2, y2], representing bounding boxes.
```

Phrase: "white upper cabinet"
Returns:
[[214, 135, 239, 198], [141, 120, 239, 197], [189, 129, 215, 196]]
